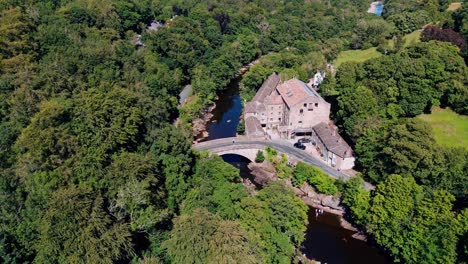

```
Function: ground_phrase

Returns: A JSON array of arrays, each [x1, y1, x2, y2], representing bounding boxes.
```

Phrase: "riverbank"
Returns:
[[192, 58, 261, 141], [247, 162, 366, 239], [222, 155, 390, 264], [192, 104, 215, 142]]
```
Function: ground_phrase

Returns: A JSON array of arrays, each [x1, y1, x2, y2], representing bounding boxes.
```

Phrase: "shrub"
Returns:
[[341, 176, 370, 226], [308, 172, 339, 195], [292, 162, 338, 195], [236, 121, 245, 135], [276, 154, 292, 179], [292, 162, 310, 186], [255, 150, 265, 163], [264, 146, 278, 163]]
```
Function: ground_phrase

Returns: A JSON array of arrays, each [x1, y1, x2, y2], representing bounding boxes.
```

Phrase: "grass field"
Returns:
[[447, 2, 462, 11], [334, 31, 421, 67], [334, 47, 381, 67], [418, 107, 468, 149], [386, 31, 421, 49]]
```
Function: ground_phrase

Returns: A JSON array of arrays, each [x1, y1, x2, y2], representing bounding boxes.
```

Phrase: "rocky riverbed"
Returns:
[[192, 104, 216, 142], [247, 162, 367, 240]]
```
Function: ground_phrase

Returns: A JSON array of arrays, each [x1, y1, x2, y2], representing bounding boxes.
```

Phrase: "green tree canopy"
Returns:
[[35, 186, 133, 263], [366, 175, 460, 264], [236, 182, 308, 263]]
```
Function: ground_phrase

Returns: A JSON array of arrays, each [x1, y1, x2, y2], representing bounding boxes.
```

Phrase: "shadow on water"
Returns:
[[200, 77, 243, 141], [302, 208, 392, 264], [220, 154, 263, 190]]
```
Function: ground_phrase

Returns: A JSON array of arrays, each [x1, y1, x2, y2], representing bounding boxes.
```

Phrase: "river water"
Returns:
[[200, 77, 243, 141], [203, 76, 392, 264]]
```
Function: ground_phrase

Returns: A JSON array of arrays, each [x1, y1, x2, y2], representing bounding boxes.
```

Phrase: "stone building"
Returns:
[[244, 73, 331, 138], [311, 122, 355, 170], [244, 73, 355, 170]]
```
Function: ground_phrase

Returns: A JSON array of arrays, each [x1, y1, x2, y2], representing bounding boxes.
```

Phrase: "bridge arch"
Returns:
[[214, 148, 260, 163]]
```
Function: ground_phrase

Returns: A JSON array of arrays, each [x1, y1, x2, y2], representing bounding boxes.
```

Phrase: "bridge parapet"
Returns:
[[193, 137, 376, 189], [193, 137, 350, 181]]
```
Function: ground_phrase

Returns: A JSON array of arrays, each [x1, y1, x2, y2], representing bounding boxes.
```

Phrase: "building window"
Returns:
[[254, 112, 257, 116], [303, 103, 307, 107], [262, 113, 265, 116], [298, 121, 302, 123], [278, 112, 281, 115], [315, 103, 318, 107], [271, 107, 273, 110], [300, 109, 303, 114], [271, 112, 273, 115], [270, 118, 273, 121], [278, 118, 281, 121]]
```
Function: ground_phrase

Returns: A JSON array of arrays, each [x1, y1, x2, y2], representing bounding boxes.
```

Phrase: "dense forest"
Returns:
[[0, 0, 467, 263]]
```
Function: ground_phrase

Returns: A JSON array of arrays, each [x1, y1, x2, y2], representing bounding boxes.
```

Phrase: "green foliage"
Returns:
[[207, 221, 265, 264], [255, 150, 265, 163], [387, 11, 431, 34], [236, 182, 308, 263], [237, 119, 245, 135], [275, 154, 293, 179], [381, 119, 441, 181], [335, 41, 466, 121], [334, 41, 468, 205], [35, 186, 133, 263], [351, 18, 394, 49], [0, 7, 33, 59], [264, 146, 278, 163], [163, 208, 219, 264], [1, 0, 466, 263], [292, 162, 339, 195], [163, 208, 263, 264], [337, 86, 379, 137], [103, 152, 170, 232], [149, 125, 194, 210], [240, 65, 272, 101], [182, 155, 246, 219], [365, 175, 460, 264], [264, 147, 292, 179], [341, 176, 370, 226]]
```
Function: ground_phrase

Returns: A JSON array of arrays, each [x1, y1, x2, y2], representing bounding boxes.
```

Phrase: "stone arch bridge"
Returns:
[[193, 137, 349, 181]]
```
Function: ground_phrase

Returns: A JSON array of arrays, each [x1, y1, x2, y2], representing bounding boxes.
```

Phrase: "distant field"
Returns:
[[447, 2, 462, 11], [334, 47, 381, 67], [388, 31, 421, 49], [335, 31, 420, 67], [418, 107, 468, 149]]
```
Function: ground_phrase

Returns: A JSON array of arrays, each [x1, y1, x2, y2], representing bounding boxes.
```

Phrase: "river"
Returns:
[[198, 76, 243, 141], [201, 75, 392, 264]]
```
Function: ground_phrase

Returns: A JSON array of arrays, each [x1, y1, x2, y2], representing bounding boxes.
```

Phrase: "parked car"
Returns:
[[293, 142, 306, 150], [297, 138, 309, 144]]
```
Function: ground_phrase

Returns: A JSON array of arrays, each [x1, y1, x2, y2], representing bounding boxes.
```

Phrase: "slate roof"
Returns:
[[251, 73, 280, 103], [276, 78, 324, 107], [245, 73, 280, 113], [264, 93, 283, 105], [313, 122, 353, 158], [245, 101, 266, 113]]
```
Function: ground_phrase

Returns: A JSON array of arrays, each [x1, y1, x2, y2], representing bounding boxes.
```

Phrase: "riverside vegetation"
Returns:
[[0, 0, 467, 264]]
